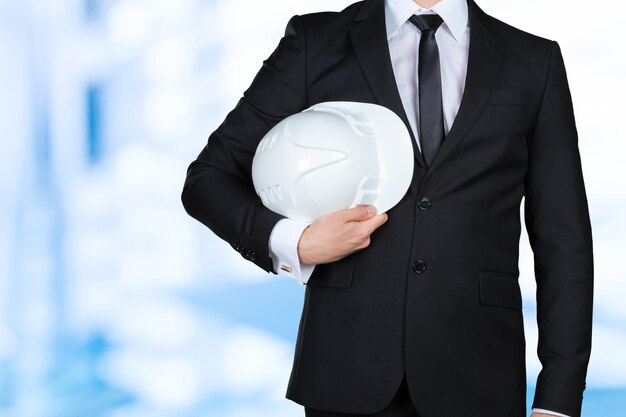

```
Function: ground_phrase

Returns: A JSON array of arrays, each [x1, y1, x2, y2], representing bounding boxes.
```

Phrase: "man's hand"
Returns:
[[297, 204, 388, 265]]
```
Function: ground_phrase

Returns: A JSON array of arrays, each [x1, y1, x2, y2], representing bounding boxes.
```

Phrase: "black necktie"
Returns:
[[409, 14, 445, 168]]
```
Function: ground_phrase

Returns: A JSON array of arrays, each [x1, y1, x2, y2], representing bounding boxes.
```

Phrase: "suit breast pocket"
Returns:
[[477, 270, 523, 311], [486, 89, 523, 105], [305, 253, 357, 289], [474, 89, 529, 138]]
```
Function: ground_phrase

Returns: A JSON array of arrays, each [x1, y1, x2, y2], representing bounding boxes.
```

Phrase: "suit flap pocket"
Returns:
[[478, 270, 522, 310], [486, 89, 523, 105], [305, 253, 357, 289]]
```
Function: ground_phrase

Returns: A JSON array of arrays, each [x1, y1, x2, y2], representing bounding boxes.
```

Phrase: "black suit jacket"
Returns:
[[181, 0, 594, 416]]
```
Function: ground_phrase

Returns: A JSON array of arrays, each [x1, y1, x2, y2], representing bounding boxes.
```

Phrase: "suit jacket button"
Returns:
[[243, 249, 257, 261], [232, 243, 242, 251], [412, 260, 427, 274], [418, 197, 431, 211]]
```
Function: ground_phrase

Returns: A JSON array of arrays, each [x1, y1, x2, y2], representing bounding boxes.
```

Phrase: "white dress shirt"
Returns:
[[266, 2, 569, 415]]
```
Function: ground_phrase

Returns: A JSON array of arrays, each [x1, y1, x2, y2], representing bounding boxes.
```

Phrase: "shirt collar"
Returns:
[[384, 0, 468, 43]]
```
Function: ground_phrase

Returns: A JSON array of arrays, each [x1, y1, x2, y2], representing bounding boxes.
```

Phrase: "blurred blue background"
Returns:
[[0, 0, 624, 416]]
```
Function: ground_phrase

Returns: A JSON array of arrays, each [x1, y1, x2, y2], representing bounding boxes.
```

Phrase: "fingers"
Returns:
[[338, 204, 378, 221], [304, 204, 389, 263]]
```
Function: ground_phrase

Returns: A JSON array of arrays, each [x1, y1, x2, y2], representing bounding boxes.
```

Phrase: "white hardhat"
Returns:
[[252, 101, 414, 223]]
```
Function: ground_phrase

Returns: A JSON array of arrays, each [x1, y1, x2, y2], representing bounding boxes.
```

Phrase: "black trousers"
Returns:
[[304, 374, 421, 417]]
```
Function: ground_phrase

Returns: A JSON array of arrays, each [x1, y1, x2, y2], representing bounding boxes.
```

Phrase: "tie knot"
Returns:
[[409, 13, 444, 32]]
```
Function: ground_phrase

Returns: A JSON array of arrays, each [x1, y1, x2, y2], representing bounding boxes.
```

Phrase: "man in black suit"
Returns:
[[181, 0, 594, 416]]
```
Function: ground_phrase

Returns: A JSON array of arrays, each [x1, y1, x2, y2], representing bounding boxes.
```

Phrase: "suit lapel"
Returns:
[[349, 0, 504, 176], [350, 0, 428, 171], [426, 0, 503, 175]]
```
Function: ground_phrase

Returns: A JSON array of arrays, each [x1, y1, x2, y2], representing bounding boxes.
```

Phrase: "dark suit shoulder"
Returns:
[[285, 1, 365, 59], [484, 12, 554, 50], [299, 0, 364, 22], [296, 0, 364, 34], [481, 11, 558, 82]]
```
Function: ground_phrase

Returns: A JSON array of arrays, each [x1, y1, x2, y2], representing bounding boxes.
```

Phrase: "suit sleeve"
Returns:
[[181, 14, 308, 273], [524, 40, 594, 417]]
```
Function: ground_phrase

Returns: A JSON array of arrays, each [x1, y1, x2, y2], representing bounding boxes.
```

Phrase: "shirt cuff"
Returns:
[[268, 218, 315, 284], [532, 408, 571, 417]]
